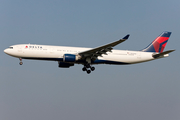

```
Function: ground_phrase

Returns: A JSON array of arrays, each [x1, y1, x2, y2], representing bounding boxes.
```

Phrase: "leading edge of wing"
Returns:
[[78, 34, 130, 57]]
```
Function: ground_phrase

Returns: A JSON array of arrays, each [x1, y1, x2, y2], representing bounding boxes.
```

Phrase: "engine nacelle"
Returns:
[[58, 61, 74, 68], [63, 54, 78, 62]]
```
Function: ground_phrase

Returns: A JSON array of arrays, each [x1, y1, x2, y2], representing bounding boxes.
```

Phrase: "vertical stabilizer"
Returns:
[[142, 31, 171, 53]]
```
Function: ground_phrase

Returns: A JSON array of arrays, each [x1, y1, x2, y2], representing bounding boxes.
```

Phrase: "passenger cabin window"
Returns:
[[29, 46, 42, 49]]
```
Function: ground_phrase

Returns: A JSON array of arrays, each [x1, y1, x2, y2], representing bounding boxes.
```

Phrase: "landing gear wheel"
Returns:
[[19, 62, 23, 65], [91, 67, 95, 71], [19, 58, 23, 65], [87, 70, 91, 74], [82, 63, 95, 74], [82, 67, 87, 71]]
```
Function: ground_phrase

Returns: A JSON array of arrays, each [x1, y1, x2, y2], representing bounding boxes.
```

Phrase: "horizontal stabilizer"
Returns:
[[152, 50, 175, 58]]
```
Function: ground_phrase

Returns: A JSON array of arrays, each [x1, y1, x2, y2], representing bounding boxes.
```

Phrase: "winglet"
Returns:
[[123, 34, 130, 40]]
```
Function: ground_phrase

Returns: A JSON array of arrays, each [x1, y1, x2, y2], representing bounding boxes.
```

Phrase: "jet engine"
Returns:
[[63, 54, 79, 62]]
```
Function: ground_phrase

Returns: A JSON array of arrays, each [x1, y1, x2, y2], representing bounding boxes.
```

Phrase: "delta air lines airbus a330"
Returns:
[[4, 31, 175, 74]]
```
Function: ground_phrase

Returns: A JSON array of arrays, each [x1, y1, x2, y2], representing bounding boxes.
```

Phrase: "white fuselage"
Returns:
[[4, 44, 164, 65]]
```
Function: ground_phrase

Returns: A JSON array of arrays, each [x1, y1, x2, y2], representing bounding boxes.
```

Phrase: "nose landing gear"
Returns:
[[19, 58, 23, 65]]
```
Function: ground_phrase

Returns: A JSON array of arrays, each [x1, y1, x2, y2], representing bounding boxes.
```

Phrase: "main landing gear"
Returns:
[[19, 58, 23, 65], [82, 64, 95, 74]]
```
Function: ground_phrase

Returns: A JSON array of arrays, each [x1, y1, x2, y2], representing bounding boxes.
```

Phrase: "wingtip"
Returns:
[[123, 34, 130, 39], [167, 49, 175, 52], [170, 49, 175, 52]]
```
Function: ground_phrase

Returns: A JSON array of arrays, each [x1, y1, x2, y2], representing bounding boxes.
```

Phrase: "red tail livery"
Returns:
[[142, 31, 171, 53]]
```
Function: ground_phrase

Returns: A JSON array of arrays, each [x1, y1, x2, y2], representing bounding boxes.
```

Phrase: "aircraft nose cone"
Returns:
[[4, 49, 8, 54]]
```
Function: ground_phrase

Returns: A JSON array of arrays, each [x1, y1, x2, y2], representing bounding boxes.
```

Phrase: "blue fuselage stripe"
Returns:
[[22, 57, 130, 65]]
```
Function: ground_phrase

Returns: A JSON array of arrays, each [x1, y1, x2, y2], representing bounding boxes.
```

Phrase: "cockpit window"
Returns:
[[9, 47, 13, 49]]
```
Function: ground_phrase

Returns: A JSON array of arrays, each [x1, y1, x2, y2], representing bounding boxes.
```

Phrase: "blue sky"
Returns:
[[0, 0, 180, 120]]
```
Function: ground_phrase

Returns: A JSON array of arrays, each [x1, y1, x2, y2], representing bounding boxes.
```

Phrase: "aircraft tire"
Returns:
[[19, 62, 23, 65], [87, 70, 91, 74], [82, 67, 86, 71], [91, 67, 95, 71]]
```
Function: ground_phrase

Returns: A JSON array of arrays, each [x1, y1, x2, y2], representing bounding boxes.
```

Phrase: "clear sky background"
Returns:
[[0, 0, 180, 120]]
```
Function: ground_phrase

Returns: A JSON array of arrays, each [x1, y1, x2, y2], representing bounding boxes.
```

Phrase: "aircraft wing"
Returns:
[[78, 34, 130, 59]]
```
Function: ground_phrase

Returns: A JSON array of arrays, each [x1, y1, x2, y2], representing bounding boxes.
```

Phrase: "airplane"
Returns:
[[4, 31, 175, 74]]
